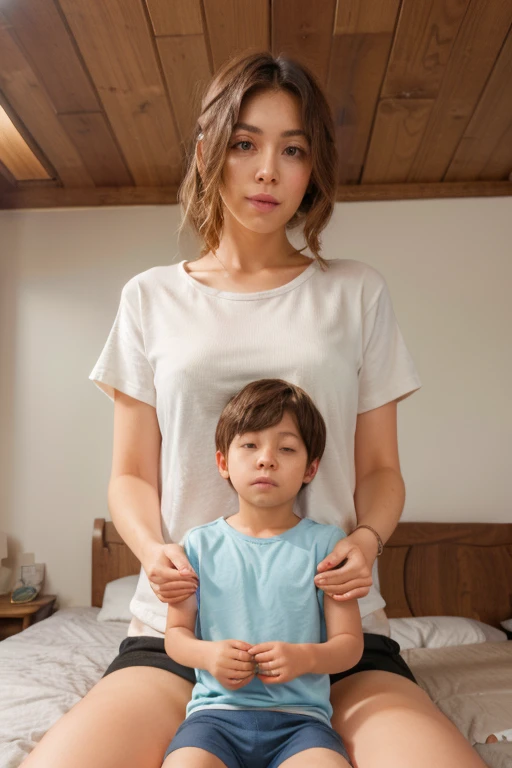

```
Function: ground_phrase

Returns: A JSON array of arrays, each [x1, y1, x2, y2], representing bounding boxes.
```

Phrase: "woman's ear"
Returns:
[[216, 450, 229, 479], [303, 457, 320, 484]]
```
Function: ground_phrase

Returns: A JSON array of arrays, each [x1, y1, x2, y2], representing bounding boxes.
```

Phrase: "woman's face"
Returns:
[[219, 89, 313, 235]]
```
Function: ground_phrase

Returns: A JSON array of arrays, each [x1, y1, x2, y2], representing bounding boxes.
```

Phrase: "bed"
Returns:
[[1, 519, 511, 768]]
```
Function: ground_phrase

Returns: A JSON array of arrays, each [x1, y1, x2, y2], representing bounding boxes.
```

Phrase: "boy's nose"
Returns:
[[257, 454, 276, 468]]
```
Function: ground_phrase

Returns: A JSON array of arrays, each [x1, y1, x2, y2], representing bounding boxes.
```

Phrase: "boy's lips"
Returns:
[[251, 477, 278, 486]]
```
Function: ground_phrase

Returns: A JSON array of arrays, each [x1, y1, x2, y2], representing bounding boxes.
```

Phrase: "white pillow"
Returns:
[[390, 616, 507, 650], [501, 618, 512, 632], [97, 575, 138, 622]]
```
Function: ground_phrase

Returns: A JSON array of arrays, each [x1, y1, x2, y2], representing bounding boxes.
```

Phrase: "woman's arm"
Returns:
[[351, 400, 405, 562], [108, 390, 198, 601], [315, 400, 405, 600]]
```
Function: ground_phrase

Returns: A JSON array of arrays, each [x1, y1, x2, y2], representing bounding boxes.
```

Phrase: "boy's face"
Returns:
[[216, 411, 319, 508]]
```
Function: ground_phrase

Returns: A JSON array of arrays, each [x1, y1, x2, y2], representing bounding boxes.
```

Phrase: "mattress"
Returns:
[[1, 608, 511, 768]]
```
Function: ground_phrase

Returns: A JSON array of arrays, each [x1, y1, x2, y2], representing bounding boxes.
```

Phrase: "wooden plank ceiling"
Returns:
[[0, 0, 511, 210]]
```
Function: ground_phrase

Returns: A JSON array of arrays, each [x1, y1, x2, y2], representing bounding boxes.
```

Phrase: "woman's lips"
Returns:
[[247, 198, 280, 212]]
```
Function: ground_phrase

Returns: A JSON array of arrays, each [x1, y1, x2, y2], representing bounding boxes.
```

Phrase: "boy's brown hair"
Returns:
[[215, 379, 327, 469]]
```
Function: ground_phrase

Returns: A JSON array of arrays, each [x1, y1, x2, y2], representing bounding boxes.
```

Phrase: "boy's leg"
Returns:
[[163, 748, 227, 767], [279, 748, 351, 767]]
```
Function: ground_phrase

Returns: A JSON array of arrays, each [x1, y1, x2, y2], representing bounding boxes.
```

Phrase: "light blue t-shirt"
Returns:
[[182, 516, 346, 724]]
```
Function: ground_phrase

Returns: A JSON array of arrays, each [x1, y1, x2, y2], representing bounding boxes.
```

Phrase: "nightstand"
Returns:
[[0, 594, 57, 640]]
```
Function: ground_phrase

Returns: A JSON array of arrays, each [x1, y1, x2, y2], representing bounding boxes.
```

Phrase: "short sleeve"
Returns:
[[358, 276, 421, 414], [182, 531, 200, 576], [317, 525, 347, 618], [89, 277, 156, 407]]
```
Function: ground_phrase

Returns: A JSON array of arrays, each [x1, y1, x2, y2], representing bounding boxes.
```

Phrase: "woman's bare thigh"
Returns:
[[22, 667, 193, 768], [330, 670, 487, 768]]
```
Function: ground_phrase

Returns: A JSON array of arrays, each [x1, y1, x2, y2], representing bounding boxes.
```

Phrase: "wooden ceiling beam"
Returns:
[[362, 98, 435, 184], [58, 0, 182, 186], [381, 0, 471, 99], [408, 0, 512, 182], [1, 0, 100, 114], [1, 181, 511, 211], [272, 0, 337, 86], [202, 0, 269, 71], [0, 27, 93, 187], [445, 28, 512, 182]]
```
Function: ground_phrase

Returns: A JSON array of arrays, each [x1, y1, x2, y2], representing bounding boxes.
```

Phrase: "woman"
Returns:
[[25, 52, 485, 768]]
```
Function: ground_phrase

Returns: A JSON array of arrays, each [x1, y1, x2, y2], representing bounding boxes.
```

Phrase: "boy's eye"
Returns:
[[281, 447, 295, 452], [242, 443, 256, 448]]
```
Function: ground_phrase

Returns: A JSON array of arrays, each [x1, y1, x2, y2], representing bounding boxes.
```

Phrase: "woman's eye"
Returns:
[[242, 443, 256, 448], [233, 141, 253, 151], [284, 146, 304, 157]]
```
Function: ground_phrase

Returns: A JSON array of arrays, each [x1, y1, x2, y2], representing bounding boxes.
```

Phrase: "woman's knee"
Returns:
[[23, 667, 193, 768], [330, 671, 486, 768]]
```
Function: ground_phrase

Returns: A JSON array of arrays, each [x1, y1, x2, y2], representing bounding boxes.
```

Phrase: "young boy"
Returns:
[[163, 379, 363, 768]]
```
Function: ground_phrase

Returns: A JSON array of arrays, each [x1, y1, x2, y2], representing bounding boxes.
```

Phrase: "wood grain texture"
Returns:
[[0, 25, 93, 187], [92, 519, 139, 608], [59, 113, 133, 186], [408, 0, 512, 182], [272, 0, 337, 85], [327, 32, 395, 183], [58, 0, 182, 185], [363, 98, 435, 183], [158, 34, 212, 143], [334, 0, 401, 34], [381, 0, 471, 99], [1, 0, 100, 114], [445, 28, 512, 181], [0, 104, 50, 180], [145, 0, 203, 36], [203, 0, 269, 71]]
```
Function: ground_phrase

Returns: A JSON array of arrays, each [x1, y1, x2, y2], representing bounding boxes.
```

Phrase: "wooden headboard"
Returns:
[[92, 518, 512, 628]]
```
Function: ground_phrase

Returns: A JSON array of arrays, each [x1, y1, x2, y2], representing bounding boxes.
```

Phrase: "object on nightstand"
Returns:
[[11, 564, 46, 603]]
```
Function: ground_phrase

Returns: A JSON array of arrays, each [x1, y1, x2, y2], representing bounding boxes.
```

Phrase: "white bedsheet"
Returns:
[[0, 607, 127, 768], [1, 608, 511, 768]]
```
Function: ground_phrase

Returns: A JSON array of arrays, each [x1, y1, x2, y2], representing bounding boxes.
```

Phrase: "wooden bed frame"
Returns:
[[92, 518, 512, 628]]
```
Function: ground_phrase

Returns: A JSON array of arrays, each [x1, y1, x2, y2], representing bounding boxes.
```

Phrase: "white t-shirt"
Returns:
[[90, 258, 421, 635]]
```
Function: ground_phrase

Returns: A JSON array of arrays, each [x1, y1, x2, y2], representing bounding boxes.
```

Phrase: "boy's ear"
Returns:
[[303, 457, 320, 485], [216, 450, 229, 479]]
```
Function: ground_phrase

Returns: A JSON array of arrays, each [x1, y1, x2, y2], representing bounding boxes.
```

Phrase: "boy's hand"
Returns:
[[206, 640, 256, 690], [248, 642, 310, 684], [144, 542, 198, 604]]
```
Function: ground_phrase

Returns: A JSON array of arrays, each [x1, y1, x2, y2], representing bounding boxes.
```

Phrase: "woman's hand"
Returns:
[[248, 641, 310, 684], [206, 639, 256, 690], [144, 542, 198, 604], [314, 530, 378, 601]]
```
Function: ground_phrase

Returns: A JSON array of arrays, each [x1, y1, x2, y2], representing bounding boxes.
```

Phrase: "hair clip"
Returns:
[[197, 132, 204, 141]]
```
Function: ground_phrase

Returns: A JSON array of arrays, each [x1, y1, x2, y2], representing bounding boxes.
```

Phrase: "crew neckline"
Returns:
[[220, 515, 306, 544], [178, 259, 319, 301]]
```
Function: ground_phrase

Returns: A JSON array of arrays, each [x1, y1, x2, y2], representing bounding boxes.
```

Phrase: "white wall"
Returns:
[[0, 197, 510, 607]]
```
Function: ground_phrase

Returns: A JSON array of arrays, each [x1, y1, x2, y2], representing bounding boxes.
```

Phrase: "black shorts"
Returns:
[[103, 632, 417, 686]]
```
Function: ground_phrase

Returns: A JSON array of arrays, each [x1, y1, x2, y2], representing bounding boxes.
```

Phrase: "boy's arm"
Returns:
[[302, 595, 364, 675], [165, 593, 212, 670]]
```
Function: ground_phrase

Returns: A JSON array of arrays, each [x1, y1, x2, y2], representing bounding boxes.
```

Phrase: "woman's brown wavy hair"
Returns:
[[178, 50, 338, 266]]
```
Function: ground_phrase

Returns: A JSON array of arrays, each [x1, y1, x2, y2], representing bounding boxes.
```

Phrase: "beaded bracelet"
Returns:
[[354, 524, 384, 557]]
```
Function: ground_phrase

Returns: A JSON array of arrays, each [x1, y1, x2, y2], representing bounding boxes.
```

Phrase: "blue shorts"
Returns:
[[164, 709, 351, 767]]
